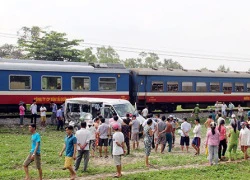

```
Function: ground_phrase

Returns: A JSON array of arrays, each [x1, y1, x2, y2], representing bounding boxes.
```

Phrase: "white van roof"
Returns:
[[65, 97, 130, 105]]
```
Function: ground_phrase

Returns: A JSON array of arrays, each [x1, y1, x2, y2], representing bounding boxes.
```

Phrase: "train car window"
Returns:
[[223, 83, 232, 92], [247, 83, 250, 92], [235, 83, 244, 92], [196, 82, 207, 92], [182, 82, 193, 92], [151, 81, 164, 92], [167, 82, 178, 92], [210, 82, 220, 92], [71, 77, 90, 91], [42, 76, 62, 90], [9, 75, 31, 90], [99, 77, 117, 91]]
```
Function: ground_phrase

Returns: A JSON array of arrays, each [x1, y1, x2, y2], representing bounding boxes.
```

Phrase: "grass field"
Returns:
[[0, 123, 249, 180]]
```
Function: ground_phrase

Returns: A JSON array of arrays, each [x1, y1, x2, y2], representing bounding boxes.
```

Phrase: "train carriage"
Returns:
[[130, 68, 250, 112], [0, 59, 129, 112]]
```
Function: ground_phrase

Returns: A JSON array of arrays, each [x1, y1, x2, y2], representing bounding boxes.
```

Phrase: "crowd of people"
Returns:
[[20, 103, 250, 180]]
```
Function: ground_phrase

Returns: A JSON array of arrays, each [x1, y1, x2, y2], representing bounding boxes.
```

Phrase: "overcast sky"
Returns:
[[1, 0, 250, 71]]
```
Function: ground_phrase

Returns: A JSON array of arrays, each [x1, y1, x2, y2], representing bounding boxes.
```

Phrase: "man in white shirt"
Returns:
[[228, 102, 235, 118], [40, 104, 47, 127], [217, 114, 224, 126], [180, 118, 191, 152], [214, 101, 221, 115], [192, 118, 201, 155], [221, 102, 227, 117], [75, 122, 91, 172], [30, 100, 37, 124], [112, 123, 125, 178], [141, 106, 148, 118]]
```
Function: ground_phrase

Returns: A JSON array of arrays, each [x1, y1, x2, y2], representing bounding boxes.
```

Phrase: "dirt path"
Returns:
[[50, 159, 246, 180]]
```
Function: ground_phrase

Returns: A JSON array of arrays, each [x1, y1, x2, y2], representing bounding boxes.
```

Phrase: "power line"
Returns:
[[81, 42, 250, 61], [80, 44, 250, 63]]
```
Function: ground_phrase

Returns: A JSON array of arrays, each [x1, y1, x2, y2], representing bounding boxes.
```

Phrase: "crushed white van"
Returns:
[[64, 97, 145, 124]]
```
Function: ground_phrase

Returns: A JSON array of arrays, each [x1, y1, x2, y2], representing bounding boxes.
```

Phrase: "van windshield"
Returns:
[[113, 103, 135, 117]]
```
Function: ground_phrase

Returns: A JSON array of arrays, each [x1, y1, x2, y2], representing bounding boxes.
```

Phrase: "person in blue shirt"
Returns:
[[23, 124, 42, 180], [59, 126, 77, 180]]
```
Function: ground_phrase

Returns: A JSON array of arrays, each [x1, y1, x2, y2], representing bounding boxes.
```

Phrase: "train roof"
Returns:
[[0, 59, 129, 73], [130, 68, 250, 78], [65, 97, 130, 105]]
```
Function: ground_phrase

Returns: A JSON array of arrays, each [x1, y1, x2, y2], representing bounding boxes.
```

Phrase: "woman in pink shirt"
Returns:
[[205, 122, 220, 165], [19, 101, 25, 127], [217, 120, 227, 160]]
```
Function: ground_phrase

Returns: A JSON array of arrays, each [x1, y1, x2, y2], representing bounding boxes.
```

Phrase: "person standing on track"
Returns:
[[19, 101, 25, 127], [221, 102, 227, 118], [228, 102, 235, 118], [40, 104, 47, 128], [56, 106, 64, 131], [192, 104, 201, 119], [30, 100, 37, 125], [50, 101, 57, 125], [23, 124, 42, 180], [192, 118, 201, 155], [180, 118, 191, 152], [215, 101, 220, 115]]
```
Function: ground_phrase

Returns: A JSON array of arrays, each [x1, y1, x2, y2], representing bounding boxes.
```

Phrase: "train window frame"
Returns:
[[196, 82, 207, 92], [9, 74, 32, 90], [223, 82, 232, 92], [71, 76, 91, 91], [151, 81, 164, 92], [167, 81, 179, 92], [41, 75, 62, 91], [210, 82, 220, 92], [247, 83, 250, 92], [235, 82, 244, 92], [98, 77, 117, 91], [182, 82, 193, 92]]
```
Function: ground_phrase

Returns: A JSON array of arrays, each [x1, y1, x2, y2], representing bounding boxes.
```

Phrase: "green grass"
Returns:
[[114, 161, 250, 180], [0, 125, 249, 180]]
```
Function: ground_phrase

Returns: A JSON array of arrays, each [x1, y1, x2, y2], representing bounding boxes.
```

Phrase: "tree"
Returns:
[[18, 26, 83, 61], [81, 48, 97, 63], [161, 59, 183, 69], [200, 67, 209, 71], [217, 65, 230, 72], [0, 44, 23, 59], [144, 52, 160, 68], [96, 46, 120, 63]]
